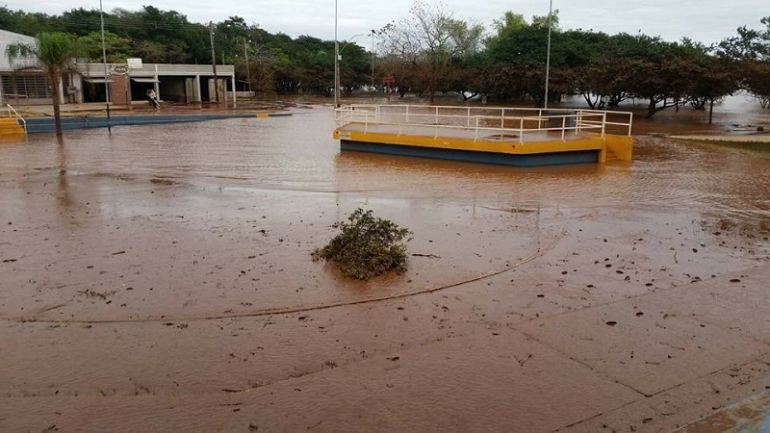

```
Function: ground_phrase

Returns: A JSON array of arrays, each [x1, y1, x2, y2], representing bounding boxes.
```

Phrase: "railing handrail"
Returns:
[[6, 103, 27, 138], [335, 104, 633, 138]]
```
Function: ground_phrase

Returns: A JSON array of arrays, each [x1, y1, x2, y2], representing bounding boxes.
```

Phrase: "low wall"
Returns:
[[24, 113, 257, 134]]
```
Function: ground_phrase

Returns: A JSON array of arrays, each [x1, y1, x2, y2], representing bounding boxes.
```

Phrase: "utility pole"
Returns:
[[99, 0, 111, 134], [209, 21, 220, 103], [244, 39, 251, 97], [334, 0, 340, 108], [544, 0, 553, 109], [370, 30, 375, 89]]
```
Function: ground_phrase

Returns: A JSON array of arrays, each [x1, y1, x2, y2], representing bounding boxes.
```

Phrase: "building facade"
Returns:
[[0, 29, 50, 105], [77, 62, 237, 107], [1, 29, 237, 108]]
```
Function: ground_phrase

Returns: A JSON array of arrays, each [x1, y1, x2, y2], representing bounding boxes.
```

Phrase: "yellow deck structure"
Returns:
[[333, 105, 633, 166], [0, 104, 27, 141]]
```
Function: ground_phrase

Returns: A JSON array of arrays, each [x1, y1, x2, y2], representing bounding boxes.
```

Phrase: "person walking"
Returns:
[[147, 89, 160, 109]]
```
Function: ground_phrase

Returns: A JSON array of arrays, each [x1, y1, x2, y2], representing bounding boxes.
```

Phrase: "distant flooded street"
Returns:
[[1, 105, 769, 431]]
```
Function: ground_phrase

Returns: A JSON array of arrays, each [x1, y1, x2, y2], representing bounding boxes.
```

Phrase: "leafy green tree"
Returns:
[[6, 32, 81, 136], [719, 17, 770, 109], [77, 31, 132, 62], [685, 54, 740, 123]]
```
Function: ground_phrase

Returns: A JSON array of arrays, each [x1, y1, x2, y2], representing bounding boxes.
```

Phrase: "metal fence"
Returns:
[[335, 104, 633, 143]]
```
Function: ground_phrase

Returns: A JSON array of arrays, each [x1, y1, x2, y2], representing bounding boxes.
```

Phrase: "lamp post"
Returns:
[[244, 39, 251, 96], [334, 0, 339, 108], [99, 0, 111, 134], [370, 29, 376, 89], [543, 0, 553, 109], [336, 33, 364, 107], [209, 21, 219, 103]]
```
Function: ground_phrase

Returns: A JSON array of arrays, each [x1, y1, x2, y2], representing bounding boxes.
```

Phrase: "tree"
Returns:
[[685, 54, 740, 123], [6, 32, 81, 136], [77, 31, 132, 62], [384, 1, 483, 103], [719, 17, 770, 109], [485, 10, 570, 105]]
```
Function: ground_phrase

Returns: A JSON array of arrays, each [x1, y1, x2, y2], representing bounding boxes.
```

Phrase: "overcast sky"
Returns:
[[11, 0, 768, 44]]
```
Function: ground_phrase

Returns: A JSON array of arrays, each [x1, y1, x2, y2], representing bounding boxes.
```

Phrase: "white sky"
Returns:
[[12, 0, 769, 44]]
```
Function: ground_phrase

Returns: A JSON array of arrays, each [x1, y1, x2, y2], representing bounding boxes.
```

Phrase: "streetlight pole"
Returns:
[[370, 30, 376, 89], [334, 0, 340, 108], [544, 0, 553, 109], [209, 21, 219, 103], [244, 39, 251, 97], [99, 0, 111, 134], [337, 34, 364, 102]]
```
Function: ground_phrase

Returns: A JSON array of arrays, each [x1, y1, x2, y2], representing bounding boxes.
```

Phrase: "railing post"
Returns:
[[576, 111, 582, 135], [474, 117, 480, 141], [435, 106, 439, 126], [602, 112, 607, 138], [467, 107, 471, 128], [519, 118, 524, 144], [561, 116, 566, 141], [501, 108, 505, 129], [628, 113, 633, 136]]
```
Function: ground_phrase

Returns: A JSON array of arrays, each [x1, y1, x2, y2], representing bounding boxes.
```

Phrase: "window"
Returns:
[[1, 73, 52, 99]]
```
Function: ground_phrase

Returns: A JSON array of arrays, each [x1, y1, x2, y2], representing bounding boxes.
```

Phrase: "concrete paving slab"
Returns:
[[680, 389, 770, 433], [517, 297, 770, 397], [644, 267, 770, 345], [0, 327, 641, 432], [320, 328, 643, 432], [562, 361, 770, 433]]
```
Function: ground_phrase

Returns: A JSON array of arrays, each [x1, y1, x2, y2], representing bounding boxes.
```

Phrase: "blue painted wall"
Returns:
[[25, 113, 257, 134]]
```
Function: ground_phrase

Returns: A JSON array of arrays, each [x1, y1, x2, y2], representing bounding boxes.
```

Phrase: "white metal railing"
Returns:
[[5, 103, 27, 138], [335, 104, 633, 144]]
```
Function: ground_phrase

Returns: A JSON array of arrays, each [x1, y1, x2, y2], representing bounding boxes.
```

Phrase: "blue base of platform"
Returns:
[[25, 113, 258, 134], [340, 140, 600, 167]]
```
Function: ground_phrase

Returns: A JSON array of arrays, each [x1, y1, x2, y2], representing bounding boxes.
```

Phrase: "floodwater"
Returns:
[[1, 105, 769, 431]]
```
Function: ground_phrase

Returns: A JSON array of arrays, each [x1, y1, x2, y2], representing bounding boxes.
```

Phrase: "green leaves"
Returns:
[[312, 208, 412, 281]]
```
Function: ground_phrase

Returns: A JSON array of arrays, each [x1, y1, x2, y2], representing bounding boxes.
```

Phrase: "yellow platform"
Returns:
[[0, 118, 24, 135], [334, 123, 632, 166], [334, 105, 633, 166]]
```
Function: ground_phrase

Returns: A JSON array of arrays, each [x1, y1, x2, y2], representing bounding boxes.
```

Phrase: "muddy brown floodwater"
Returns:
[[1, 106, 769, 432]]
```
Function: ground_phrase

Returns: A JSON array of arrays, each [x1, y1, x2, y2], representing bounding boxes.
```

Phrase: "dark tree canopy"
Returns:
[[1, 3, 767, 113]]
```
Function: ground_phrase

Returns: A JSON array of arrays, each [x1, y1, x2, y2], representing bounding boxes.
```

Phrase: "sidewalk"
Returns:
[[9, 100, 294, 118], [3, 264, 769, 432], [672, 133, 770, 144]]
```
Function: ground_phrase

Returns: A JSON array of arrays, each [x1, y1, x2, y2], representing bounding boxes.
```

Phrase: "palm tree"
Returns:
[[5, 32, 80, 137]]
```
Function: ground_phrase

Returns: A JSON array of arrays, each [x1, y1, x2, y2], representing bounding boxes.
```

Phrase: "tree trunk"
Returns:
[[49, 68, 63, 137], [646, 99, 657, 119], [709, 98, 714, 125]]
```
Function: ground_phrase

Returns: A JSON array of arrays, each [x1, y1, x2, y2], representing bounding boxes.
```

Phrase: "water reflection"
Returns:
[[1, 107, 768, 322], [0, 109, 767, 225], [56, 136, 73, 210]]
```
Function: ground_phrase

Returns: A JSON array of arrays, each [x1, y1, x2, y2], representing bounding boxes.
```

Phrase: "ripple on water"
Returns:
[[1, 108, 769, 321]]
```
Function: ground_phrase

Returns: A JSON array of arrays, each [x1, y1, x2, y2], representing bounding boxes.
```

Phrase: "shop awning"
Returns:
[[84, 78, 113, 84], [131, 77, 160, 83]]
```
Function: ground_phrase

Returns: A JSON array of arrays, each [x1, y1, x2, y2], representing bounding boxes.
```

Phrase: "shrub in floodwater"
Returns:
[[312, 208, 412, 280]]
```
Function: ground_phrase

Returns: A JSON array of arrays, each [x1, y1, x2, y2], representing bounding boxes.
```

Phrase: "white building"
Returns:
[[1, 29, 238, 107], [77, 62, 237, 107], [0, 29, 48, 104]]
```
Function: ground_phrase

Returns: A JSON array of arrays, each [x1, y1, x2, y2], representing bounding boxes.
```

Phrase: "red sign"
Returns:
[[383, 74, 395, 84]]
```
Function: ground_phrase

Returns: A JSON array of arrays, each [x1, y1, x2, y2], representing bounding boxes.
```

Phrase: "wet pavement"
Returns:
[[1, 106, 769, 432]]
